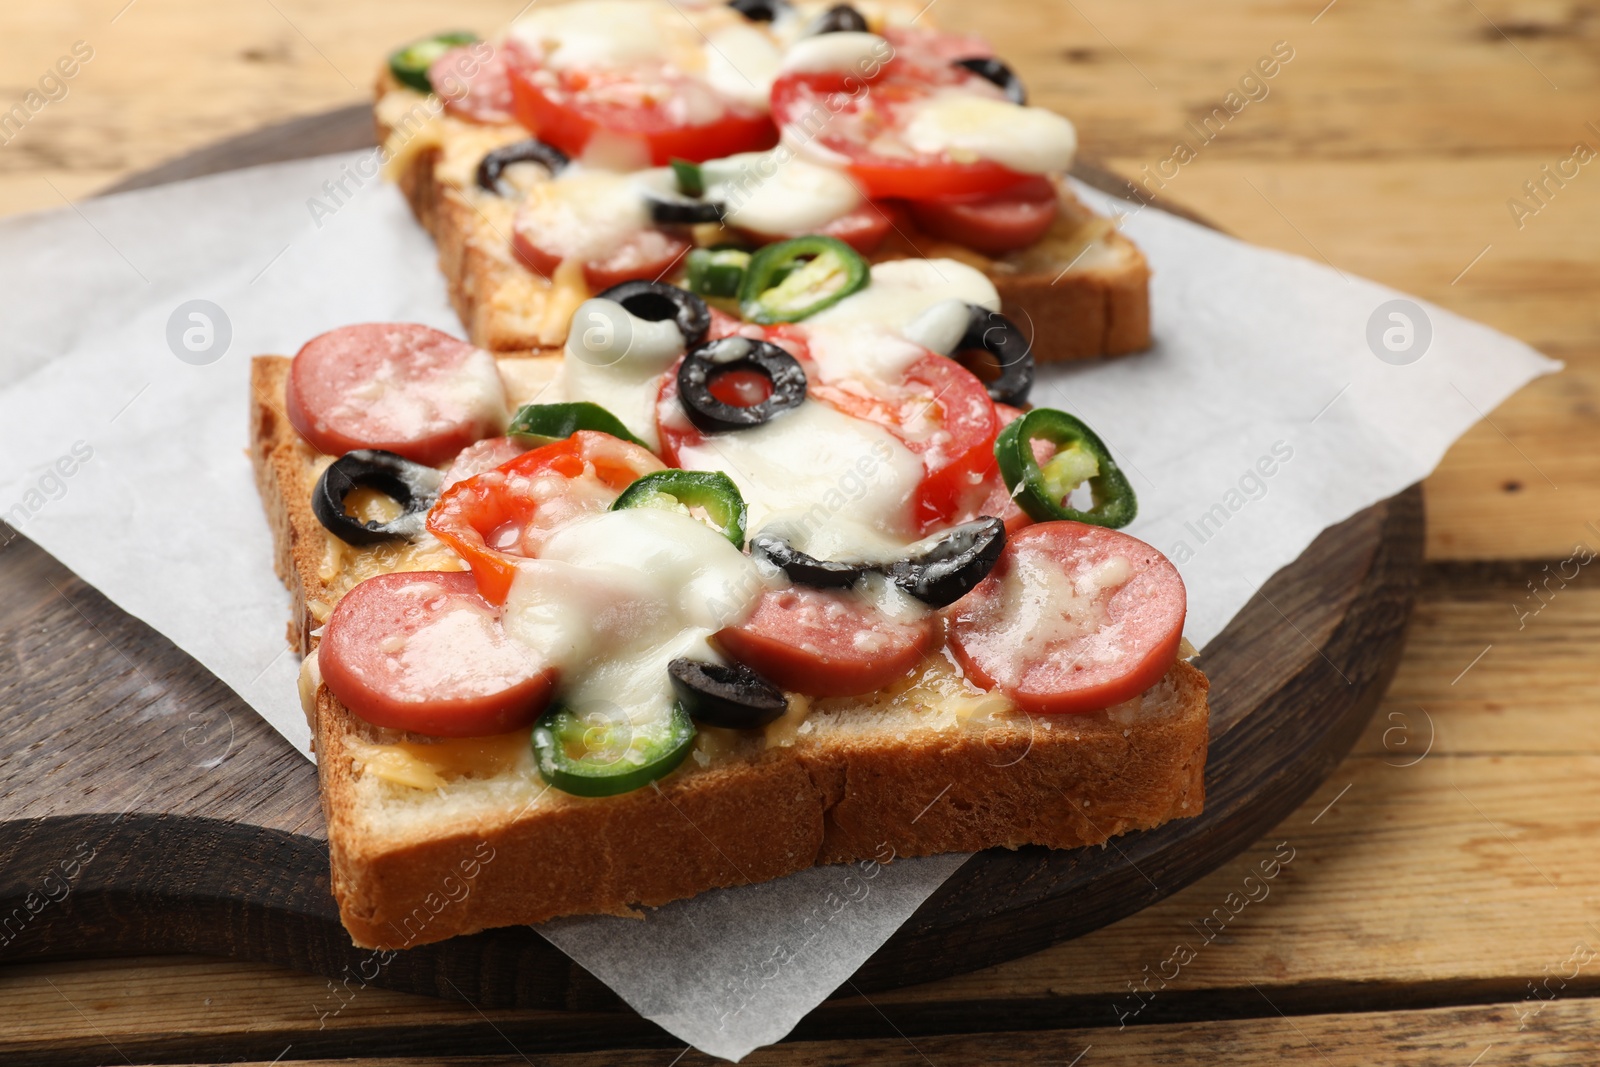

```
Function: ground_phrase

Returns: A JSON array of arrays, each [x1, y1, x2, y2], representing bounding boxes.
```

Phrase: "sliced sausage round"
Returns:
[[715, 586, 938, 697], [909, 175, 1061, 256], [286, 323, 507, 466], [319, 571, 556, 737], [950, 522, 1186, 714], [429, 44, 516, 124]]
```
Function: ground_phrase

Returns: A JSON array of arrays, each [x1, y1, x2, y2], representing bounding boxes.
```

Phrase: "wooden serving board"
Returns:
[[0, 105, 1422, 1008]]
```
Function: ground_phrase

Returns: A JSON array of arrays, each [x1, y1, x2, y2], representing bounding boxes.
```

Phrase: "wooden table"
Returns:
[[3, 1, 1597, 1063]]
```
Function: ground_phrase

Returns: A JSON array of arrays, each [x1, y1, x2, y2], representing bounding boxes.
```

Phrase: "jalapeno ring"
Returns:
[[995, 408, 1138, 528]]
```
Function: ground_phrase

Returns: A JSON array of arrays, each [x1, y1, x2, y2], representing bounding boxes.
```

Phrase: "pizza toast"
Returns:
[[369, 0, 1151, 362], [252, 348, 1206, 948]]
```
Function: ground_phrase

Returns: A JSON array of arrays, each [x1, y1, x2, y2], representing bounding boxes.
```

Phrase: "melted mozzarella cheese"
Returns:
[[902, 91, 1078, 175], [758, 511, 911, 566], [513, 170, 650, 264], [558, 297, 686, 450], [503, 509, 766, 724], [803, 322, 926, 384], [674, 400, 924, 537], [780, 31, 890, 76], [510, 0, 692, 71], [900, 298, 973, 356], [704, 24, 784, 111], [702, 150, 863, 236], [807, 259, 999, 336]]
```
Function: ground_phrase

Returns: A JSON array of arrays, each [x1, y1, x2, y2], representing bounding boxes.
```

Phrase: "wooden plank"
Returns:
[[5, 578, 1595, 1056], [0, 0, 1593, 1058], [11, 976, 1600, 1065], [158, 995, 1600, 1066], [7, 0, 1599, 214], [1424, 359, 1600, 561]]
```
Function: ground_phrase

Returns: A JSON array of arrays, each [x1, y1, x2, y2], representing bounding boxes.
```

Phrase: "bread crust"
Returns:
[[376, 97, 1152, 364], [316, 662, 1207, 948], [250, 354, 1207, 949]]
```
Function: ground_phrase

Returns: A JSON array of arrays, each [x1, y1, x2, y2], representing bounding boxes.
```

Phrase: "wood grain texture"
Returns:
[[1, 0, 1593, 1060], [11, 0, 1589, 560], [6, 571, 1596, 1065], [0, 96, 1424, 1015]]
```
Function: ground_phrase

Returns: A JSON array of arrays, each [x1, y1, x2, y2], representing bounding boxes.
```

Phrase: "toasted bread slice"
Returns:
[[372, 86, 1151, 364], [250, 354, 1206, 949]]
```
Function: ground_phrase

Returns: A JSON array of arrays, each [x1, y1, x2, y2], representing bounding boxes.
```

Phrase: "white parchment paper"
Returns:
[[0, 152, 1557, 1060]]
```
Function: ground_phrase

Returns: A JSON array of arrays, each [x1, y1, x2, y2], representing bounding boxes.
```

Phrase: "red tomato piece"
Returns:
[[426, 431, 663, 603], [319, 571, 556, 737], [707, 368, 773, 407], [807, 352, 999, 532], [512, 224, 690, 289], [506, 45, 776, 165], [430, 43, 516, 124], [655, 325, 813, 467], [771, 59, 1032, 200], [716, 586, 938, 697], [950, 522, 1187, 714], [285, 323, 506, 466], [908, 175, 1060, 256]]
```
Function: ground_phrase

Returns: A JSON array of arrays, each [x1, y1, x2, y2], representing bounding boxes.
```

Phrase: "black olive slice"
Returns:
[[312, 449, 444, 546], [595, 280, 712, 346], [476, 138, 571, 197], [645, 192, 726, 225], [749, 533, 872, 589], [954, 305, 1035, 407], [728, 0, 789, 21], [669, 658, 788, 729], [954, 56, 1027, 105], [810, 3, 868, 33], [677, 337, 807, 433], [887, 517, 1007, 607]]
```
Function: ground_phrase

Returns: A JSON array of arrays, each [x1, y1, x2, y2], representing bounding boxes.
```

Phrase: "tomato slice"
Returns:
[[716, 586, 938, 697], [908, 175, 1060, 256], [660, 326, 996, 531], [770, 58, 1032, 200], [807, 352, 999, 532], [506, 46, 776, 165], [319, 571, 556, 737], [655, 324, 813, 468], [426, 431, 663, 603], [950, 522, 1187, 714]]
